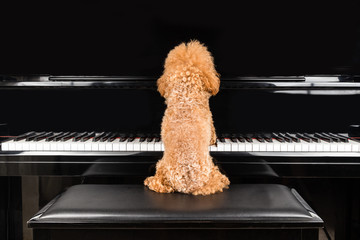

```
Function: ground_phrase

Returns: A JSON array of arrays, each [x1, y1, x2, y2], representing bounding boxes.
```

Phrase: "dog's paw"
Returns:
[[144, 176, 174, 194]]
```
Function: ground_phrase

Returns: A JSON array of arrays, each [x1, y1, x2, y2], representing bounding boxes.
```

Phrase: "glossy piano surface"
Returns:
[[0, 76, 360, 178]]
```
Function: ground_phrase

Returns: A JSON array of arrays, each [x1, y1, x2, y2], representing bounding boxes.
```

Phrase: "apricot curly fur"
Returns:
[[144, 40, 230, 195]]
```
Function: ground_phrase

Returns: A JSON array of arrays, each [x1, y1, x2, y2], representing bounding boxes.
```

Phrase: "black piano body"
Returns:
[[0, 75, 360, 239]]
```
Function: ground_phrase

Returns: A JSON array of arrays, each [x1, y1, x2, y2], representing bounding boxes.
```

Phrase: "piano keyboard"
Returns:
[[1, 131, 360, 152]]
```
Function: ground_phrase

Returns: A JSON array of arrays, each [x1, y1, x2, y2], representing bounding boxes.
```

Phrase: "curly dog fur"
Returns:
[[144, 40, 230, 195]]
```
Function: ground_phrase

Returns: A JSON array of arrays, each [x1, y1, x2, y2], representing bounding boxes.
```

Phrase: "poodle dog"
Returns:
[[144, 40, 230, 195]]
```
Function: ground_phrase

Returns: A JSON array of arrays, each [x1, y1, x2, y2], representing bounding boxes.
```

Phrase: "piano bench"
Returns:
[[28, 184, 323, 240]]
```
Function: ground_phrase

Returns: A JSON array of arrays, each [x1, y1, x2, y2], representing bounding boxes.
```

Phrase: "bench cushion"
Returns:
[[28, 184, 323, 229]]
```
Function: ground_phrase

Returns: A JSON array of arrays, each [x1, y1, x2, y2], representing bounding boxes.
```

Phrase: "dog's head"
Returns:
[[158, 40, 220, 98]]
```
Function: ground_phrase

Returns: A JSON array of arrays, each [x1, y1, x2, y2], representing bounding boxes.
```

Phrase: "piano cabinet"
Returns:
[[1, 76, 360, 240]]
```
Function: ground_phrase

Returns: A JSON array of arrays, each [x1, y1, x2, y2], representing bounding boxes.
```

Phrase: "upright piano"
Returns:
[[1, 1, 360, 239], [1, 75, 360, 239]]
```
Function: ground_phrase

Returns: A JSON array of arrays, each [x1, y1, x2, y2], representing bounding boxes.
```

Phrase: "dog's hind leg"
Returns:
[[191, 165, 230, 195], [144, 159, 174, 193]]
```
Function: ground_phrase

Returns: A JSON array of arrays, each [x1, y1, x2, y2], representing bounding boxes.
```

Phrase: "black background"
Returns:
[[1, 1, 360, 76]]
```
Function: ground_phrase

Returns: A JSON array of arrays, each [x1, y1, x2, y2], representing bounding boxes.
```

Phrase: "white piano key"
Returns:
[[224, 139, 231, 151], [287, 142, 295, 152], [280, 142, 287, 151], [322, 141, 330, 152], [49, 141, 58, 151], [29, 141, 37, 151], [119, 140, 127, 151], [98, 141, 107, 151], [265, 141, 274, 151], [308, 142, 316, 151], [230, 140, 239, 151], [330, 143, 338, 152], [105, 141, 113, 151], [15, 139, 26, 151], [294, 141, 302, 152], [245, 141, 252, 151], [217, 140, 225, 151], [273, 139, 281, 151], [77, 141, 86, 151], [9, 140, 17, 151], [43, 140, 51, 151], [210, 144, 218, 152], [64, 140, 73, 151], [57, 141, 64, 151], [147, 140, 155, 151], [127, 139, 134, 151], [237, 141, 246, 151], [337, 142, 346, 152], [258, 140, 267, 152], [36, 139, 46, 151], [349, 140, 360, 152], [1, 140, 11, 151], [344, 142, 352, 152], [315, 141, 323, 151], [132, 138, 141, 151], [252, 139, 260, 151], [91, 141, 99, 151], [161, 142, 165, 151], [140, 140, 148, 151], [112, 139, 121, 151], [70, 141, 78, 151], [154, 141, 162, 151], [84, 139, 93, 151], [300, 140, 309, 152]]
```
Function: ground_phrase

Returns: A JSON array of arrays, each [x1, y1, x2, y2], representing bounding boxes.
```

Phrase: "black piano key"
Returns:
[[108, 132, 120, 142], [237, 137, 245, 142], [239, 134, 252, 143], [61, 132, 78, 141], [53, 132, 71, 142], [127, 137, 135, 142], [146, 137, 154, 142], [278, 133, 292, 143], [321, 132, 340, 142], [14, 131, 36, 141], [295, 133, 312, 143], [271, 133, 285, 143], [34, 132, 54, 141], [154, 137, 161, 142], [81, 132, 96, 142], [120, 136, 128, 142], [73, 132, 88, 142], [285, 132, 300, 143], [328, 133, 349, 142], [139, 137, 146, 142], [46, 132, 64, 141], [261, 133, 273, 143], [230, 137, 238, 143], [219, 138, 226, 143], [93, 132, 107, 142], [314, 133, 333, 143], [26, 132, 46, 141], [304, 133, 320, 143], [99, 132, 113, 142]]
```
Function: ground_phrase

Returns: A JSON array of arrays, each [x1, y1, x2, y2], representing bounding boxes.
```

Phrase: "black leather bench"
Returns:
[[28, 184, 323, 240]]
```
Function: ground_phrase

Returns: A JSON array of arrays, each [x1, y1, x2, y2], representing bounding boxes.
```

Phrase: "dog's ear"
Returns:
[[202, 70, 220, 95], [157, 74, 168, 97]]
